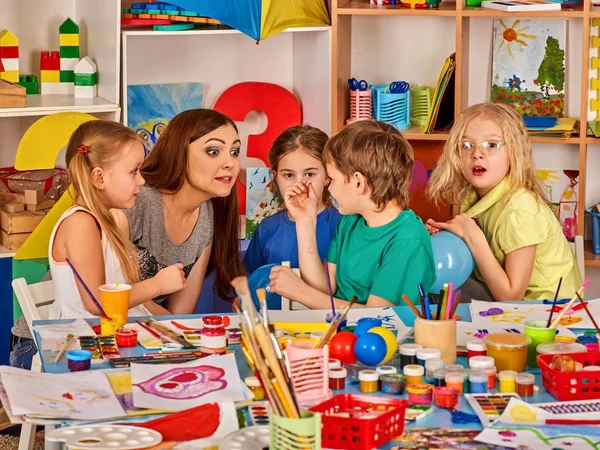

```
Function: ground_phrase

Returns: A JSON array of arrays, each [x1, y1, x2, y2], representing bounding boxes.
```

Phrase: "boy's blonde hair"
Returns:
[[427, 102, 551, 208], [66, 120, 141, 284], [323, 120, 413, 210]]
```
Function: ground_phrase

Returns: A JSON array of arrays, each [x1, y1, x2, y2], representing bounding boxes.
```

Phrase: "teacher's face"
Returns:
[[187, 125, 241, 197]]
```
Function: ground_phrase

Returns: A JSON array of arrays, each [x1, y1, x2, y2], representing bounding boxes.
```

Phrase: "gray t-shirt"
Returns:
[[123, 185, 214, 303]]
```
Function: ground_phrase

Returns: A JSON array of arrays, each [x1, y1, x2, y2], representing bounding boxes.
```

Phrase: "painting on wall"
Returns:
[[537, 169, 579, 241], [491, 19, 566, 116], [127, 83, 204, 156]]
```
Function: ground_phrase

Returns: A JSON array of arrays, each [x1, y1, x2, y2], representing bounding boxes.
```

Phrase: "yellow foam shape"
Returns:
[[40, 70, 60, 83], [591, 98, 600, 112], [593, 36, 600, 49], [592, 78, 600, 91], [593, 57, 600, 70], [594, 18, 600, 27], [59, 34, 79, 47]]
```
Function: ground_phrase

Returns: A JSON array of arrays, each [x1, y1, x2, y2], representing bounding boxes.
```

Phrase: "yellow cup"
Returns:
[[99, 283, 131, 335]]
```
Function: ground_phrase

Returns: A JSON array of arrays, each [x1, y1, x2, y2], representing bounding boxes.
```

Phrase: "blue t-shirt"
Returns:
[[244, 207, 342, 274]]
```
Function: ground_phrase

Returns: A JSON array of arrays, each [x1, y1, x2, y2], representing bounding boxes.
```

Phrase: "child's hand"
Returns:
[[283, 180, 318, 223], [155, 263, 186, 294], [269, 265, 305, 301], [428, 214, 482, 243], [231, 296, 241, 312], [425, 219, 442, 235]]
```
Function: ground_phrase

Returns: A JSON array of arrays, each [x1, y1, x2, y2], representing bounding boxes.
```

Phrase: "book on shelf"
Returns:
[[424, 53, 456, 134], [481, 0, 561, 11]]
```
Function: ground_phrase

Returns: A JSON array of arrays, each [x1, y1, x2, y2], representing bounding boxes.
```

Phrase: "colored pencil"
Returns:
[[64, 258, 110, 320], [401, 294, 423, 318], [575, 293, 600, 335], [439, 284, 448, 321], [423, 295, 432, 320], [551, 279, 590, 328], [546, 277, 563, 328], [448, 290, 461, 319], [546, 419, 600, 425], [324, 258, 336, 316], [418, 284, 426, 318], [445, 282, 454, 320]]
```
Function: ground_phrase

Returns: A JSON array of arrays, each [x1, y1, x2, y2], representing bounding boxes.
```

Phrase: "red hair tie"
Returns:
[[76, 144, 89, 154]]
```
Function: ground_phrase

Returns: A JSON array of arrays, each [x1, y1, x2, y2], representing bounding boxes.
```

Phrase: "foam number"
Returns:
[[213, 82, 302, 211]]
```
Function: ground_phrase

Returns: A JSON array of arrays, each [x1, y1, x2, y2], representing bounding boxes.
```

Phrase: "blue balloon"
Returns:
[[354, 333, 387, 366], [248, 264, 282, 310], [430, 231, 475, 293]]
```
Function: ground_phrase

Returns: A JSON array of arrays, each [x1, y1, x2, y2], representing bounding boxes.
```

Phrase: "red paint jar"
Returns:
[[433, 386, 459, 409], [329, 367, 347, 390], [200, 321, 227, 355], [115, 329, 138, 347], [466, 339, 487, 359]]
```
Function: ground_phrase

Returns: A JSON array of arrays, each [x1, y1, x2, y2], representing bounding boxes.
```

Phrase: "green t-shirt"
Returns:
[[327, 209, 436, 305]]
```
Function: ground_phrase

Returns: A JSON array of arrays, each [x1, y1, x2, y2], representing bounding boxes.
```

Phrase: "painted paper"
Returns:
[[172, 402, 240, 449], [392, 428, 512, 449], [491, 19, 566, 116], [245, 167, 283, 239], [105, 370, 169, 417], [456, 321, 576, 347]]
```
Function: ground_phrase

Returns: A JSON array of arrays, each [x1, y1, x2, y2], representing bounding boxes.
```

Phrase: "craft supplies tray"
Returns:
[[538, 351, 600, 400], [309, 394, 408, 450]]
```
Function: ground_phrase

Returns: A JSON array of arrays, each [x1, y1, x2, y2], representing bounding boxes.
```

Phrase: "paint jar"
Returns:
[[399, 343, 422, 368], [380, 373, 406, 395], [416, 348, 442, 367], [469, 371, 488, 394], [376, 365, 397, 376], [413, 317, 457, 364], [425, 358, 444, 383], [403, 364, 424, 386], [469, 355, 494, 371], [536, 341, 587, 357], [462, 369, 471, 394], [498, 370, 517, 393], [466, 339, 487, 359], [433, 368, 449, 387], [444, 371, 465, 395], [406, 383, 433, 405], [446, 364, 464, 373], [66, 350, 92, 372], [480, 366, 497, 390], [115, 328, 138, 347], [524, 320, 557, 368], [582, 365, 600, 371], [201, 316, 228, 355], [483, 333, 531, 372], [328, 367, 347, 391], [245, 376, 265, 401], [433, 386, 459, 409], [515, 373, 535, 397], [328, 358, 341, 370], [359, 369, 379, 393]]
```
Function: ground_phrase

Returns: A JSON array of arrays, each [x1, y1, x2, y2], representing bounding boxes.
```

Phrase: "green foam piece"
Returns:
[[60, 46, 80, 59], [12, 258, 49, 323], [60, 70, 74, 82], [59, 18, 79, 34], [74, 72, 98, 86], [153, 23, 194, 31]]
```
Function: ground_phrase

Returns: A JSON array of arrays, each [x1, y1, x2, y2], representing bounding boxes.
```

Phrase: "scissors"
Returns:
[[348, 78, 369, 91], [389, 81, 409, 93]]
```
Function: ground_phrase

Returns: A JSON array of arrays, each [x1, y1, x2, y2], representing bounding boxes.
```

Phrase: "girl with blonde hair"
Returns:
[[427, 102, 582, 301]]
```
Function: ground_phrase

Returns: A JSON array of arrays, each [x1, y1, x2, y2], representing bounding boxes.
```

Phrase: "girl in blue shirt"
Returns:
[[244, 125, 342, 277]]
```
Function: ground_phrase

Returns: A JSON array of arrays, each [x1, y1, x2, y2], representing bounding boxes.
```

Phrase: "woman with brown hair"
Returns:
[[114, 109, 245, 313]]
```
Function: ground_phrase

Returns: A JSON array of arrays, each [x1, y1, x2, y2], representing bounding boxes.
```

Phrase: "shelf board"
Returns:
[[529, 135, 580, 144], [337, 1, 457, 16], [122, 25, 331, 37], [585, 240, 600, 266], [586, 136, 600, 144], [0, 95, 120, 118], [590, 6, 600, 17], [402, 125, 449, 140], [0, 246, 16, 259], [461, 5, 584, 17]]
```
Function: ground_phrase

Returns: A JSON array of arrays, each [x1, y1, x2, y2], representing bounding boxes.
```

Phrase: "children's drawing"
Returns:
[[456, 321, 575, 347], [491, 19, 566, 116], [105, 370, 168, 417], [245, 167, 284, 239], [131, 353, 245, 411], [391, 428, 512, 449], [127, 83, 204, 156], [537, 169, 579, 241]]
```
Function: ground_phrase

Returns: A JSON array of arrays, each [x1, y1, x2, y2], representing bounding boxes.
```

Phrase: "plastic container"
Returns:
[[467, 339, 487, 359], [399, 343, 422, 368], [417, 348, 442, 367], [536, 342, 587, 356], [515, 373, 535, 397], [480, 366, 497, 390], [433, 386, 459, 409], [310, 394, 408, 450], [245, 376, 266, 400], [115, 328, 138, 347], [380, 374, 406, 395], [445, 371, 465, 395], [538, 351, 600, 400], [359, 370, 379, 393], [329, 368, 347, 391], [413, 317, 457, 365], [469, 371, 488, 393], [585, 209, 600, 254], [372, 84, 411, 130], [425, 358, 444, 382], [469, 355, 494, 370], [270, 409, 321, 450], [403, 364, 424, 385], [483, 333, 531, 372], [524, 320, 557, 368], [406, 383, 433, 405], [499, 370, 517, 393], [433, 368, 448, 387], [376, 365, 397, 376], [66, 350, 92, 372], [329, 358, 341, 370]]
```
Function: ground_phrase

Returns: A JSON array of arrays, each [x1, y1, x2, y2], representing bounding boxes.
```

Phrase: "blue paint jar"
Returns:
[[66, 350, 92, 372], [469, 370, 488, 393]]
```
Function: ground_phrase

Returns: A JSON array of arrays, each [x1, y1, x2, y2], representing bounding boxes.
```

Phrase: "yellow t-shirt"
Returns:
[[460, 178, 582, 300]]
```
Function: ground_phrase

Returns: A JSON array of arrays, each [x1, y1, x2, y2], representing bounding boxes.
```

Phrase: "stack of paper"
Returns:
[[527, 117, 578, 139]]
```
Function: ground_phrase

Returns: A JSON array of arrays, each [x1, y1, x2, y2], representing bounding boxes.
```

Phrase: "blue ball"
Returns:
[[430, 231, 475, 293], [353, 317, 382, 337], [248, 264, 282, 310], [354, 333, 387, 366]]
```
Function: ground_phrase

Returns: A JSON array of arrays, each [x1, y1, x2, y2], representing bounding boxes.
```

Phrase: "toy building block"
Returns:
[[74, 57, 97, 99], [3, 202, 24, 213], [16, 75, 38, 94], [26, 199, 55, 212], [59, 19, 79, 82], [24, 189, 45, 205], [40, 51, 60, 71], [0, 58, 4, 73], [0, 30, 19, 83], [41, 82, 73, 95], [40, 70, 60, 83]]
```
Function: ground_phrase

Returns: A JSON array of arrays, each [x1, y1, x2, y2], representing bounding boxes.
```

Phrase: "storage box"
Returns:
[[0, 209, 45, 234]]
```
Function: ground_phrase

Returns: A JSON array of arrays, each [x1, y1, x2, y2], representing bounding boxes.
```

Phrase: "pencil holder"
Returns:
[[410, 85, 434, 126], [270, 409, 321, 450], [286, 341, 332, 408], [372, 84, 410, 130], [413, 317, 456, 365], [346, 89, 372, 125]]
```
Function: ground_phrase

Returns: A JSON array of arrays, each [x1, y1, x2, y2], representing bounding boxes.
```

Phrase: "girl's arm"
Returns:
[[143, 300, 171, 315], [166, 244, 212, 315]]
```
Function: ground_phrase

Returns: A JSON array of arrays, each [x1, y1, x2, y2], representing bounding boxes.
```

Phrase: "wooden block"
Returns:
[[26, 199, 55, 211], [0, 79, 26, 108], [24, 189, 45, 205], [0, 192, 25, 206], [3, 202, 24, 213], [0, 209, 45, 234], [1, 229, 30, 251]]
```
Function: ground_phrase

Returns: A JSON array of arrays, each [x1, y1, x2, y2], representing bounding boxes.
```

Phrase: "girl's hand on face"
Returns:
[[425, 219, 442, 235], [283, 180, 318, 223], [428, 214, 482, 243]]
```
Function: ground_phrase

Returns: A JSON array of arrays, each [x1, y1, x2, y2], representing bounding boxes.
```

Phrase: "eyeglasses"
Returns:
[[459, 141, 506, 157]]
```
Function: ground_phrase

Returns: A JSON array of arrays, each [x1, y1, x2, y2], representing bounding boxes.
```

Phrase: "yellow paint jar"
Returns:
[[359, 370, 379, 393], [498, 370, 517, 393], [245, 376, 265, 400], [403, 364, 424, 386], [483, 333, 531, 372]]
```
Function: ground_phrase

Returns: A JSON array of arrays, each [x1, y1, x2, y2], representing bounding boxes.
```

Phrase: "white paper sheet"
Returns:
[[456, 321, 576, 347], [0, 367, 125, 420], [131, 353, 245, 411], [34, 318, 96, 340]]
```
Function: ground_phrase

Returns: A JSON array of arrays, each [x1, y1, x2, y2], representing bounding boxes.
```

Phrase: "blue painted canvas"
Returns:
[[126, 83, 204, 156]]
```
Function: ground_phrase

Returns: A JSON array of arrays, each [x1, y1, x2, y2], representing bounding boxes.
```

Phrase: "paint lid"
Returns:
[[554, 335, 577, 343], [274, 328, 285, 338], [469, 355, 495, 369], [469, 370, 487, 383], [245, 376, 261, 388], [358, 369, 379, 382], [399, 343, 422, 356], [403, 364, 424, 376], [479, 366, 497, 376], [434, 368, 449, 379], [203, 315, 225, 326], [446, 364, 464, 372], [417, 348, 442, 360], [425, 358, 444, 372], [536, 342, 587, 355], [66, 350, 93, 361], [466, 339, 487, 351], [498, 370, 517, 381], [329, 368, 348, 379], [582, 365, 600, 371], [483, 333, 531, 349], [445, 371, 465, 383], [406, 383, 432, 394], [328, 358, 341, 369], [380, 373, 405, 384], [376, 365, 397, 375], [515, 373, 535, 385]]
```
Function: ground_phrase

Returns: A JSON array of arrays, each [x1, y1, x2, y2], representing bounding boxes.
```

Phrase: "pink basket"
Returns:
[[346, 89, 372, 124], [286, 341, 332, 408]]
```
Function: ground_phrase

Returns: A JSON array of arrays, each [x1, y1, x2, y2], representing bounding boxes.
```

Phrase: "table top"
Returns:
[[32, 302, 592, 444]]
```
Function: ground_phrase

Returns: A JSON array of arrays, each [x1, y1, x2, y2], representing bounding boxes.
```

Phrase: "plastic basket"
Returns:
[[538, 351, 600, 400], [309, 394, 408, 450], [270, 409, 321, 450], [346, 89, 372, 125], [372, 84, 410, 130], [411, 86, 434, 126], [585, 210, 600, 254], [287, 341, 332, 408]]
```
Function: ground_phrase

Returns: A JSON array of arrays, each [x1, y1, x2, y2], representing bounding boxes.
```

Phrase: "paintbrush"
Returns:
[[551, 279, 590, 328], [136, 320, 170, 344], [65, 258, 111, 320], [324, 258, 336, 317], [145, 319, 195, 349], [316, 296, 358, 349], [546, 277, 564, 328], [576, 293, 600, 335], [55, 333, 74, 362]]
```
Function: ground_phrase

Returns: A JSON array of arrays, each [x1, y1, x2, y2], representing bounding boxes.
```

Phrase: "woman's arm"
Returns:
[[166, 244, 212, 314]]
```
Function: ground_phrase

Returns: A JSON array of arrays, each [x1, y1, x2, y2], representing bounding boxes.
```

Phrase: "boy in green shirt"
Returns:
[[269, 120, 436, 308]]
